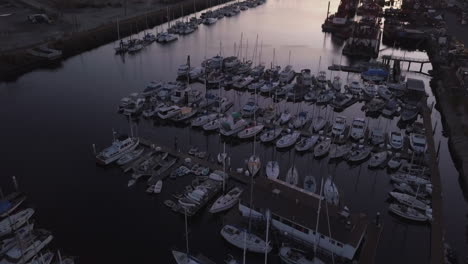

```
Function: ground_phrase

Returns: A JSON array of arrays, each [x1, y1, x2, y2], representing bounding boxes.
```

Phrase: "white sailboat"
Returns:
[[209, 187, 243, 213], [313, 137, 331, 158], [324, 177, 339, 205], [260, 128, 283, 142], [220, 225, 271, 253], [266, 161, 280, 179], [303, 175, 317, 193], [279, 247, 325, 264], [368, 151, 388, 168], [0, 208, 35, 237], [389, 191, 429, 211], [276, 131, 301, 148], [388, 203, 428, 222], [285, 166, 299, 186], [295, 135, 319, 152]]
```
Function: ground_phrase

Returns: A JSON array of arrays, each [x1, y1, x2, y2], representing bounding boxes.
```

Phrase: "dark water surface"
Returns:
[[0, 0, 466, 263]]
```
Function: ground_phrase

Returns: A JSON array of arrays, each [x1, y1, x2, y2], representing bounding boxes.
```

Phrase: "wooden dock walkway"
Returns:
[[359, 222, 384, 264], [421, 104, 445, 264]]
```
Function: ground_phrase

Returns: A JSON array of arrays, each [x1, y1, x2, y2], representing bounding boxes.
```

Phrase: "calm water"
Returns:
[[0, 0, 465, 263]]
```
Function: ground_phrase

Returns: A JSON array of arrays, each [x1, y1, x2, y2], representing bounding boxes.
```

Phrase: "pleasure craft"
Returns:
[[251, 65, 265, 77], [295, 135, 319, 152], [400, 103, 419, 122], [350, 118, 366, 140], [172, 107, 198, 122], [266, 161, 280, 179], [389, 131, 404, 150], [388, 203, 428, 222], [331, 116, 347, 136], [209, 187, 243, 213], [347, 145, 372, 162], [347, 81, 362, 95], [388, 154, 403, 170], [290, 112, 308, 129], [279, 110, 292, 125], [329, 144, 352, 159], [191, 113, 218, 127], [116, 148, 144, 166], [241, 99, 259, 118], [317, 71, 327, 83], [233, 76, 254, 90], [362, 83, 378, 98], [260, 81, 279, 94], [1, 230, 53, 264], [378, 85, 393, 100], [370, 128, 385, 145], [314, 137, 332, 157], [203, 17, 217, 25], [324, 177, 339, 205], [248, 80, 266, 92], [286, 166, 299, 186], [368, 151, 388, 168], [279, 65, 296, 83], [331, 93, 353, 109], [203, 118, 221, 131], [365, 98, 385, 114], [410, 133, 427, 153], [142, 81, 163, 96], [382, 99, 399, 117], [223, 56, 241, 69], [219, 113, 248, 136], [316, 90, 334, 104], [96, 136, 139, 165], [332, 76, 342, 91], [260, 128, 283, 142], [275, 83, 293, 97], [279, 246, 325, 264], [299, 69, 313, 87], [220, 225, 271, 253], [390, 173, 431, 186], [276, 131, 301, 148], [389, 192, 429, 211], [0, 209, 34, 237], [172, 250, 204, 264], [157, 105, 181, 120], [303, 176, 317, 193], [128, 43, 143, 53], [189, 67, 205, 80], [123, 97, 145, 115], [238, 125, 264, 139]]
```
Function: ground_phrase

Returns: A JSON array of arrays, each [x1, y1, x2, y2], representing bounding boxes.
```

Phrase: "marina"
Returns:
[[1, 0, 467, 263]]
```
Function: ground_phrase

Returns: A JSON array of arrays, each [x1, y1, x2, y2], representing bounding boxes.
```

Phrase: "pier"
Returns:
[[381, 55, 431, 75]]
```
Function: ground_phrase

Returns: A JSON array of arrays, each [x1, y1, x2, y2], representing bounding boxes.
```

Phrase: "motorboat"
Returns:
[[279, 65, 296, 83], [316, 90, 334, 104], [300, 69, 313, 87], [177, 64, 193, 79], [0, 208, 34, 237], [249, 80, 266, 92], [313, 116, 327, 132], [332, 76, 342, 91], [295, 135, 319, 152], [329, 144, 352, 159], [189, 67, 205, 80], [347, 145, 372, 162], [389, 131, 404, 150], [290, 112, 308, 129], [350, 118, 366, 140], [142, 81, 163, 96], [0, 193, 26, 218], [241, 98, 259, 118], [313, 137, 332, 157], [206, 71, 224, 87], [128, 43, 144, 53], [266, 161, 280, 179], [279, 247, 325, 264], [233, 76, 254, 90], [220, 225, 271, 253], [157, 105, 181, 120], [331, 116, 347, 136], [389, 191, 429, 211], [400, 103, 419, 122], [362, 83, 378, 98], [203, 17, 217, 25], [370, 128, 385, 146], [209, 187, 243, 213], [260, 81, 279, 94], [410, 133, 427, 153], [116, 148, 144, 166], [368, 151, 388, 168], [156, 32, 178, 43], [172, 107, 198, 122], [279, 111, 292, 125], [275, 83, 294, 97], [331, 93, 353, 109], [347, 81, 362, 95], [142, 102, 166, 118], [212, 97, 233, 113], [96, 136, 139, 165], [23, 250, 54, 264], [123, 97, 145, 115], [1, 230, 53, 264], [260, 128, 283, 143], [203, 118, 221, 131], [285, 166, 299, 186], [304, 90, 319, 102], [303, 176, 317, 193], [377, 85, 393, 100], [324, 177, 339, 205], [317, 71, 327, 83], [154, 180, 163, 194], [236, 61, 252, 75], [191, 113, 218, 127], [220, 113, 248, 136], [223, 56, 241, 69], [276, 131, 301, 148], [388, 203, 428, 222], [248, 155, 261, 176], [172, 250, 204, 264], [251, 65, 265, 77], [365, 98, 385, 113], [382, 99, 399, 117], [238, 125, 265, 139]]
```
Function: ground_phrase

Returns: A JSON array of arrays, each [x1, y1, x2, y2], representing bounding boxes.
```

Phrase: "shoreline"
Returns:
[[0, 0, 232, 82]]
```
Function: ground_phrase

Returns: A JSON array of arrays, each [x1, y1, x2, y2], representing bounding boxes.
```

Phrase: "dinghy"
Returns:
[[266, 161, 280, 179], [286, 166, 299, 186], [368, 151, 388, 168], [313, 137, 332, 157]]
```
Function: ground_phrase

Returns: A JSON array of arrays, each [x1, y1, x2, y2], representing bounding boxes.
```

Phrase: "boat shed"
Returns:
[[238, 177, 368, 260]]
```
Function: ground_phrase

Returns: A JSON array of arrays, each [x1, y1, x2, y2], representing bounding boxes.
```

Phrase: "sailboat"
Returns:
[[388, 203, 428, 222], [279, 247, 325, 264], [0, 208, 35, 237], [260, 128, 283, 143], [324, 177, 339, 205], [313, 137, 331, 158], [220, 225, 271, 253], [285, 166, 299, 186], [247, 155, 261, 177], [266, 161, 280, 179], [303, 175, 317, 193], [209, 187, 243, 213]]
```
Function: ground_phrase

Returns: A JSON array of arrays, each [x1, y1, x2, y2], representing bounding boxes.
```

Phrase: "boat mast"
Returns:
[[259, 40, 263, 66], [184, 208, 189, 258], [264, 209, 270, 264], [222, 142, 226, 193], [288, 50, 291, 65], [314, 178, 324, 256]]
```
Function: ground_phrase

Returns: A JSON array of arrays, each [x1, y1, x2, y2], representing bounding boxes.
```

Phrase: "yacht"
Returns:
[[220, 225, 271, 253], [238, 125, 265, 139], [410, 133, 427, 153], [266, 161, 280, 179], [388, 203, 428, 222], [157, 105, 181, 120], [241, 99, 259, 118], [96, 136, 139, 165], [0, 209, 34, 237], [189, 67, 205, 80], [347, 81, 362, 95], [295, 135, 319, 152], [400, 103, 419, 122], [279, 247, 325, 264], [347, 145, 372, 162], [279, 65, 295, 83], [350, 118, 366, 140], [177, 64, 193, 79], [260, 128, 283, 143], [219, 113, 248, 136], [368, 151, 388, 168], [142, 81, 163, 96], [276, 131, 301, 148], [314, 137, 332, 157], [116, 148, 144, 166], [123, 97, 145, 115], [362, 83, 378, 98], [377, 85, 393, 100], [370, 128, 385, 145], [209, 187, 243, 213], [332, 116, 347, 136], [389, 131, 404, 150]]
